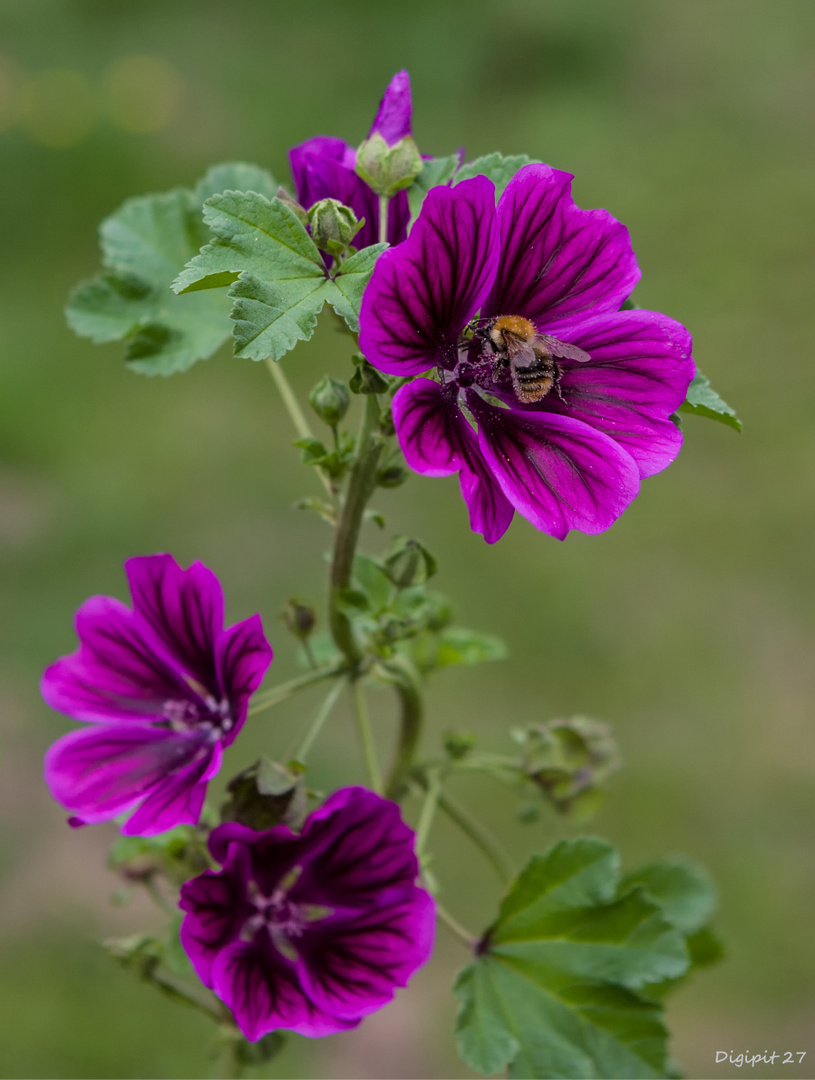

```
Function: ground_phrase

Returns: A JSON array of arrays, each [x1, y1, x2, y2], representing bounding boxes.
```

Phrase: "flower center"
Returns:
[[161, 695, 232, 739], [241, 867, 332, 961]]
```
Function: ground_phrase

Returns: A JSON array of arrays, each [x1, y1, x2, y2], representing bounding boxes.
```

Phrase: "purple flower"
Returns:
[[358, 164, 696, 542], [42, 554, 272, 836], [289, 71, 413, 249], [179, 787, 435, 1041]]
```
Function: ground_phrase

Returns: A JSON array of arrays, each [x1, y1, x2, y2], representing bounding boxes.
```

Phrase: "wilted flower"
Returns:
[[289, 71, 413, 248], [358, 165, 695, 542], [42, 555, 272, 836], [179, 787, 435, 1041]]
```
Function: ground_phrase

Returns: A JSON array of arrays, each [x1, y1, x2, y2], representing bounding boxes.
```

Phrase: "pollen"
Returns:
[[492, 315, 536, 339]]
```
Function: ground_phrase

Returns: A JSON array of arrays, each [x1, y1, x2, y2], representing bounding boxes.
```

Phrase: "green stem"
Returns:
[[292, 677, 346, 762], [414, 770, 442, 856], [142, 876, 175, 917], [437, 790, 513, 886], [381, 659, 424, 799], [247, 664, 343, 716], [328, 393, 384, 664], [265, 357, 333, 497], [352, 679, 382, 793], [378, 195, 390, 245], [435, 901, 478, 949]]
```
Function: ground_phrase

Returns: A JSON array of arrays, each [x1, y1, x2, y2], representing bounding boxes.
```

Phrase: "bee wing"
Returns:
[[537, 335, 591, 363], [505, 336, 540, 369]]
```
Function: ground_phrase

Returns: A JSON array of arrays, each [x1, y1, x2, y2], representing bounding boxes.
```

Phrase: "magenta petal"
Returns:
[[41, 596, 196, 724], [392, 380, 514, 542], [359, 177, 500, 375], [368, 70, 412, 145], [126, 555, 224, 692], [298, 890, 435, 1021], [289, 137, 380, 250], [122, 741, 220, 836], [215, 614, 273, 747], [44, 724, 214, 829], [469, 393, 641, 539], [213, 941, 356, 1040], [180, 849, 252, 987], [483, 163, 640, 324], [532, 309, 695, 478]]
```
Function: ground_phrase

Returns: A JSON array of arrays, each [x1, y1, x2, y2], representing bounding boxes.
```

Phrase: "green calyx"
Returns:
[[307, 198, 363, 257], [355, 133, 423, 197]]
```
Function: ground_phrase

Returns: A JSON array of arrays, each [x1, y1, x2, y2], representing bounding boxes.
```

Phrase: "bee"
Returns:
[[477, 315, 591, 404]]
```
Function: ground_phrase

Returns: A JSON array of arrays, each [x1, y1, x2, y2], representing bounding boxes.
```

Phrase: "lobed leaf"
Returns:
[[678, 371, 741, 431], [407, 154, 461, 226], [454, 152, 538, 198], [454, 839, 689, 1079], [66, 162, 277, 375]]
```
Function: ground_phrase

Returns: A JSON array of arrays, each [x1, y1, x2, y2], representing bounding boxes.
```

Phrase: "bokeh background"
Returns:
[[1, 0, 814, 1077]]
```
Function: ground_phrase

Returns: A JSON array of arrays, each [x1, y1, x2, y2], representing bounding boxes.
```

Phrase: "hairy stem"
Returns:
[[378, 195, 390, 245], [352, 679, 382, 793], [265, 357, 333, 497], [437, 790, 513, 886], [414, 770, 442, 856], [292, 677, 347, 762], [328, 393, 384, 664], [247, 664, 343, 716]]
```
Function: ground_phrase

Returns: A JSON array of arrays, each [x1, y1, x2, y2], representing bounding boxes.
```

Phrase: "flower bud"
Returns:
[[521, 717, 620, 817], [355, 133, 423, 198], [275, 186, 309, 228], [307, 198, 363, 256], [382, 536, 437, 588], [280, 598, 316, 641], [309, 375, 351, 427]]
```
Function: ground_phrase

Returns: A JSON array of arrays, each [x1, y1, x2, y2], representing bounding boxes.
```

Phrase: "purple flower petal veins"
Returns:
[[358, 164, 696, 542], [42, 554, 273, 836], [289, 71, 414, 250], [179, 787, 435, 1041]]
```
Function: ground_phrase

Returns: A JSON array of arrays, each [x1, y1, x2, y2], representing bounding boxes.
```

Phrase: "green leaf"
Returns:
[[436, 626, 507, 668], [620, 859, 717, 936], [407, 154, 460, 225], [453, 153, 537, 198], [678, 371, 741, 431], [193, 162, 279, 204], [454, 839, 689, 1079], [174, 190, 385, 358], [66, 162, 277, 376]]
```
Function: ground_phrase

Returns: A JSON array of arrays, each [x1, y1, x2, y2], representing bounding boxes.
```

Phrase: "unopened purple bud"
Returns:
[[368, 70, 412, 146]]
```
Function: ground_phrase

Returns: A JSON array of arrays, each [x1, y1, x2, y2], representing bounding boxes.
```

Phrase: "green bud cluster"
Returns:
[[307, 198, 363, 257]]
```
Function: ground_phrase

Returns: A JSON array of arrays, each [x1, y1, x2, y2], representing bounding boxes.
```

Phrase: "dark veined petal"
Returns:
[[530, 309, 695, 478], [392, 379, 514, 543], [179, 846, 252, 987], [358, 177, 499, 375], [41, 596, 202, 724], [483, 163, 640, 324], [297, 889, 435, 1022], [212, 940, 357, 1041], [368, 69, 412, 145], [126, 554, 224, 694], [43, 724, 217, 834], [290, 787, 421, 906], [215, 614, 273, 746], [468, 392, 641, 540]]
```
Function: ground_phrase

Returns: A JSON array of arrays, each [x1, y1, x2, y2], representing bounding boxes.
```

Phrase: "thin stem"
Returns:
[[352, 679, 382, 793], [414, 770, 442, 856], [147, 969, 225, 1025], [248, 664, 342, 716], [265, 357, 333, 497], [142, 876, 175, 917], [437, 790, 513, 886], [378, 195, 390, 245], [292, 677, 346, 763], [382, 659, 424, 800], [435, 901, 478, 949], [328, 393, 384, 664]]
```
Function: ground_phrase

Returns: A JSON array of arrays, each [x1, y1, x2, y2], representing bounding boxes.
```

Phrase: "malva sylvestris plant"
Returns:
[[48, 71, 741, 1078]]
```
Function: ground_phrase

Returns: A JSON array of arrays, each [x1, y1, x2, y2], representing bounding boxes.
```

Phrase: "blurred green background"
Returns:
[[1, 0, 814, 1076]]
